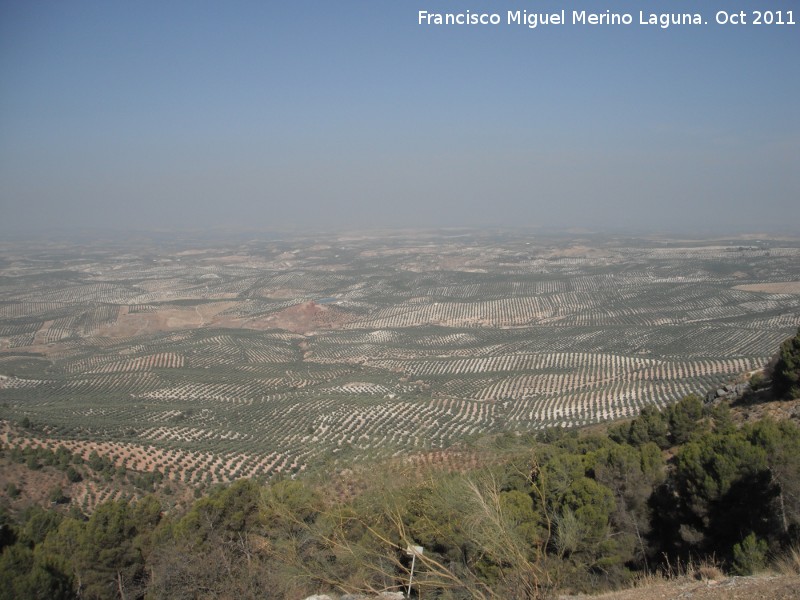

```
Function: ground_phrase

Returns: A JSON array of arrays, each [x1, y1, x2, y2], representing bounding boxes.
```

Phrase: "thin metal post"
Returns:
[[407, 551, 416, 597]]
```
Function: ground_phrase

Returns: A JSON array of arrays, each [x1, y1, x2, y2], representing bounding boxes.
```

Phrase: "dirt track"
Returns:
[[559, 574, 800, 600]]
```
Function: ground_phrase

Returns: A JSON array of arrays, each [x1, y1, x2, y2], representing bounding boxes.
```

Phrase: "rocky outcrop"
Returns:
[[706, 382, 750, 404]]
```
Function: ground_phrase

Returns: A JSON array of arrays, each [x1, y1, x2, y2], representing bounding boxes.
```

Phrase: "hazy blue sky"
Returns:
[[1, 1, 798, 234]]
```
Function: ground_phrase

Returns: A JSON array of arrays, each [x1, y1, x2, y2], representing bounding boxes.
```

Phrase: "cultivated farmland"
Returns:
[[2, 230, 800, 486]]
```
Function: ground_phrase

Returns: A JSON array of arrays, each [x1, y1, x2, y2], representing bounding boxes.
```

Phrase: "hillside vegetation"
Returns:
[[2, 233, 800, 490], [1, 329, 800, 599]]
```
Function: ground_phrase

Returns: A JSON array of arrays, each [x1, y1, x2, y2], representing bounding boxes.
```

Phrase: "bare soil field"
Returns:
[[94, 302, 239, 337], [244, 300, 356, 333], [734, 282, 800, 294]]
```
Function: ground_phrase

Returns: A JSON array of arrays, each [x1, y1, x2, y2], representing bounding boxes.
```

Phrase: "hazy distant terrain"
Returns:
[[2, 230, 800, 502]]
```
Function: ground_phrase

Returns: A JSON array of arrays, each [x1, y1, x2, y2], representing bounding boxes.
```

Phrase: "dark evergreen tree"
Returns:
[[772, 327, 800, 399]]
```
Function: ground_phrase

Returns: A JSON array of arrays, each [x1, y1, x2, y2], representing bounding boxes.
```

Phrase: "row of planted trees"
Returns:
[[2, 328, 799, 599]]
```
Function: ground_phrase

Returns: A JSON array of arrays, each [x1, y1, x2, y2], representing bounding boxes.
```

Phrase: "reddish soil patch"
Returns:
[[244, 301, 355, 334]]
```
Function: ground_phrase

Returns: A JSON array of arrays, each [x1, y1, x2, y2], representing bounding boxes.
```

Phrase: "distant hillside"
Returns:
[[2, 233, 800, 491]]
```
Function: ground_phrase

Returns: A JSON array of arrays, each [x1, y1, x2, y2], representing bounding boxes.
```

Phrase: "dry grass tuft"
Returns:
[[695, 562, 724, 582], [631, 570, 666, 588], [774, 545, 800, 576], [633, 556, 725, 587]]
